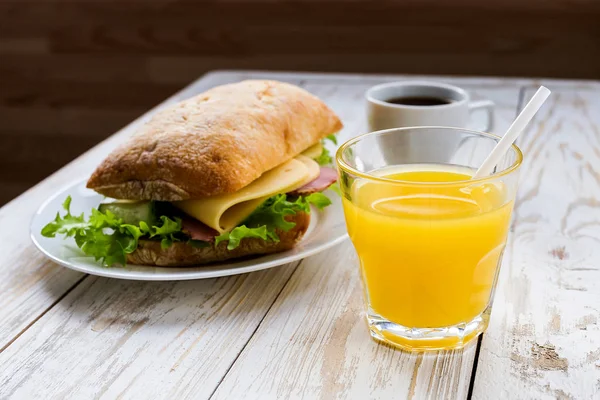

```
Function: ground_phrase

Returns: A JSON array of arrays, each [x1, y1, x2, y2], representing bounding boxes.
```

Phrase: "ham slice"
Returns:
[[288, 167, 337, 196], [181, 214, 219, 242]]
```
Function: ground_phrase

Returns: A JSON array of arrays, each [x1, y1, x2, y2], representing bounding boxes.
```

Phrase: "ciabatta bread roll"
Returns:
[[87, 80, 342, 201]]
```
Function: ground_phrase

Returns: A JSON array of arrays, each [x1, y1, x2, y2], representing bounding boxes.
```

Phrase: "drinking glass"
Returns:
[[336, 127, 522, 351]]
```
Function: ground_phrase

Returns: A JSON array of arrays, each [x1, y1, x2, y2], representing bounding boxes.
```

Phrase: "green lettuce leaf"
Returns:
[[325, 134, 338, 145], [315, 147, 332, 166], [215, 192, 332, 250], [304, 192, 332, 209], [244, 194, 302, 231], [215, 225, 272, 251], [41, 197, 87, 238], [315, 134, 338, 166], [151, 215, 182, 237], [41, 196, 183, 267], [151, 215, 183, 249]]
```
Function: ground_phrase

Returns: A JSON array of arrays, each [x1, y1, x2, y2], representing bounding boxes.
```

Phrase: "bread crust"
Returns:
[[87, 80, 343, 201], [126, 212, 310, 267]]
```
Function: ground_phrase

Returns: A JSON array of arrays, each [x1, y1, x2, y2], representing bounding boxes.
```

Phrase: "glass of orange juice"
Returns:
[[336, 127, 522, 351]]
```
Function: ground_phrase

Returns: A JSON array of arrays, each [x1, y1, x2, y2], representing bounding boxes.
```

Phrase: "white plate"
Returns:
[[30, 179, 348, 281]]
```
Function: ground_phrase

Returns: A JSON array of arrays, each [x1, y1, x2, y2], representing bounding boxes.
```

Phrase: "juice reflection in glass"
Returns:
[[336, 127, 522, 350]]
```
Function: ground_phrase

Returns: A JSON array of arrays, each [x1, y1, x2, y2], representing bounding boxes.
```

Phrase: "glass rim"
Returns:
[[335, 126, 523, 186]]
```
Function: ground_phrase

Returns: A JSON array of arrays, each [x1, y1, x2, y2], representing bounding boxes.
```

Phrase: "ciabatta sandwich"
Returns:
[[42, 80, 343, 267]]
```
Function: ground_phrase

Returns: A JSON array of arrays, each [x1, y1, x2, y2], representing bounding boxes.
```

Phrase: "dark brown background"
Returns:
[[1, 0, 599, 205]]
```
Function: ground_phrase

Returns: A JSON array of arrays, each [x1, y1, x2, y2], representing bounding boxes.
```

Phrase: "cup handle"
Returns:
[[468, 100, 495, 132]]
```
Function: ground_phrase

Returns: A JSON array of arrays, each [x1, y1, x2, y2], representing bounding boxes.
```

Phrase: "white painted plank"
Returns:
[[0, 264, 297, 399], [1, 70, 572, 399], [210, 79, 521, 399], [0, 71, 518, 352], [474, 84, 600, 399], [211, 242, 479, 400]]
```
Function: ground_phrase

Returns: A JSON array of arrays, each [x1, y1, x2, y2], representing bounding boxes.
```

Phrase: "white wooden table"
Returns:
[[1, 71, 599, 400]]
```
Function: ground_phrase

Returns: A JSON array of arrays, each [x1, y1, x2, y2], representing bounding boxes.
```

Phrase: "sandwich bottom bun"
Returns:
[[127, 212, 310, 267]]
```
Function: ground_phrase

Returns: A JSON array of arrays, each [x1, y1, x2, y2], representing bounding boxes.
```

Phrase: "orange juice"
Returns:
[[342, 164, 513, 329]]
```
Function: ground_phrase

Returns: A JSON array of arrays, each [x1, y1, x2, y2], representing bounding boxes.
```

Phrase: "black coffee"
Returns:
[[385, 96, 453, 106]]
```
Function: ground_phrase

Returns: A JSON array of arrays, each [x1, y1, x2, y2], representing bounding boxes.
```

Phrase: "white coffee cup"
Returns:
[[366, 81, 495, 163], [367, 80, 494, 131]]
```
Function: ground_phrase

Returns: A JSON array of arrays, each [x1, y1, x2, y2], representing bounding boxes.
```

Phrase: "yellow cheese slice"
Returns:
[[301, 142, 323, 159], [295, 154, 320, 181], [174, 156, 320, 233]]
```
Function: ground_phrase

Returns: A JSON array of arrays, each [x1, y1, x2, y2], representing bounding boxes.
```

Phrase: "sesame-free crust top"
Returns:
[[87, 80, 343, 201]]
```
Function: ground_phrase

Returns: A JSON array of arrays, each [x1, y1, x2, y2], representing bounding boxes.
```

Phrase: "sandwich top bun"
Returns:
[[87, 80, 343, 201]]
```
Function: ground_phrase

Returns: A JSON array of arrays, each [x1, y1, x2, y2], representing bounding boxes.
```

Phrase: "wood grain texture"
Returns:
[[208, 73, 522, 399], [211, 241, 479, 400], [2, 70, 598, 399], [473, 83, 600, 399], [0, 71, 521, 399], [1, 0, 599, 206], [0, 71, 237, 352], [0, 265, 297, 399]]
